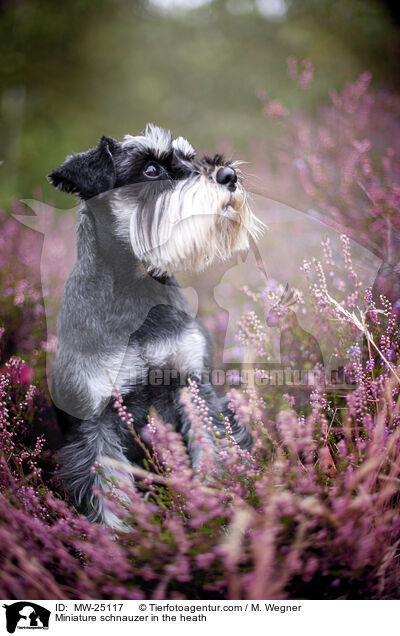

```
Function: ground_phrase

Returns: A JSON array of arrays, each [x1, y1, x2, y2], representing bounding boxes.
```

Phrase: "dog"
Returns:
[[47, 123, 263, 528]]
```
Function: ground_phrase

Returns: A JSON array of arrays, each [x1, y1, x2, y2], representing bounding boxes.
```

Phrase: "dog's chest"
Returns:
[[142, 326, 206, 373], [87, 325, 207, 412]]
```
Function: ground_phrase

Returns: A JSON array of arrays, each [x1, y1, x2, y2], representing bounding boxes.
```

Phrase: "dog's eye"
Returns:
[[143, 163, 162, 179]]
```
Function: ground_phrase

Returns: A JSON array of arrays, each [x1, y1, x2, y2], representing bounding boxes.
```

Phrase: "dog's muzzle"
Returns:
[[216, 166, 238, 192]]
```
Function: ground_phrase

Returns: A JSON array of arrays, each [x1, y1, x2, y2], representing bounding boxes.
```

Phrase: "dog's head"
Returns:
[[48, 123, 264, 274]]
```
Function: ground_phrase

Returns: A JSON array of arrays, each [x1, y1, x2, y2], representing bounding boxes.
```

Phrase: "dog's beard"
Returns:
[[112, 176, 264, 275]]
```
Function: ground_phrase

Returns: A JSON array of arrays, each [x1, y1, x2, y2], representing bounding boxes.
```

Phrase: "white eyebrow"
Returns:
[[172, 136, 195, 159], [122, 124, 173, 159]]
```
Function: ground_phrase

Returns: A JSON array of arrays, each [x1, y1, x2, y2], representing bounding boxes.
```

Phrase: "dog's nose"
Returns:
[[216, 166, 237, 191]]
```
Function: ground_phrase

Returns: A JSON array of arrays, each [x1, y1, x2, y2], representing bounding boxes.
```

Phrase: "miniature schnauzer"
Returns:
[[48, 123, 263, 528]]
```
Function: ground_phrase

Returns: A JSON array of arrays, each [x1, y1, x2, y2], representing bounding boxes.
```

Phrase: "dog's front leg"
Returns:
[[55, 403, 147, 530], [152, 379, 252, 472]]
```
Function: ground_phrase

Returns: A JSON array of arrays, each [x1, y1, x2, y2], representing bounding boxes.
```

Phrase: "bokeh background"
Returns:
[[1, 1, 400, 601], [1, 0, 399, 208], [1, 0, 400, 381]]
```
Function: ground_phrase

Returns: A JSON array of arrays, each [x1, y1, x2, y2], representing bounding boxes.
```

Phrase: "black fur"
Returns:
[[48, 125, 253, 526]]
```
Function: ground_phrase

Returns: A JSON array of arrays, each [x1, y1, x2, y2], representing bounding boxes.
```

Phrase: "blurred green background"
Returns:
[[0, 0, 399, 208]]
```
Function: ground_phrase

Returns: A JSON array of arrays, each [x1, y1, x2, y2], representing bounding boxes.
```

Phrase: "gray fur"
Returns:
[[49, 125, 258, 528]]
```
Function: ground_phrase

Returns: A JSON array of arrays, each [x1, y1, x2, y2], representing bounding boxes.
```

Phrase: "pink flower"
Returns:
[[19, 364, 35, 385]]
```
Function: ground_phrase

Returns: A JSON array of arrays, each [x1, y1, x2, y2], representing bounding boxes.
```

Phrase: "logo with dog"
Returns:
[[3, 602, 50, 633]]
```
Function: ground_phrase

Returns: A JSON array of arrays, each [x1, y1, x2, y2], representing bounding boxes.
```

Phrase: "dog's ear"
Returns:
[[47, 136, 119, 199]]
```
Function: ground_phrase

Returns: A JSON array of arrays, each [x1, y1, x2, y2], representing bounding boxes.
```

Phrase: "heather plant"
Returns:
[[259, 63, 400, 301], [269, 71, 393, 224], [1, 70, 400, 600], [2, 284, 400, 599], [0, 282, 399, 598], [0, 209, 45, 371]]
